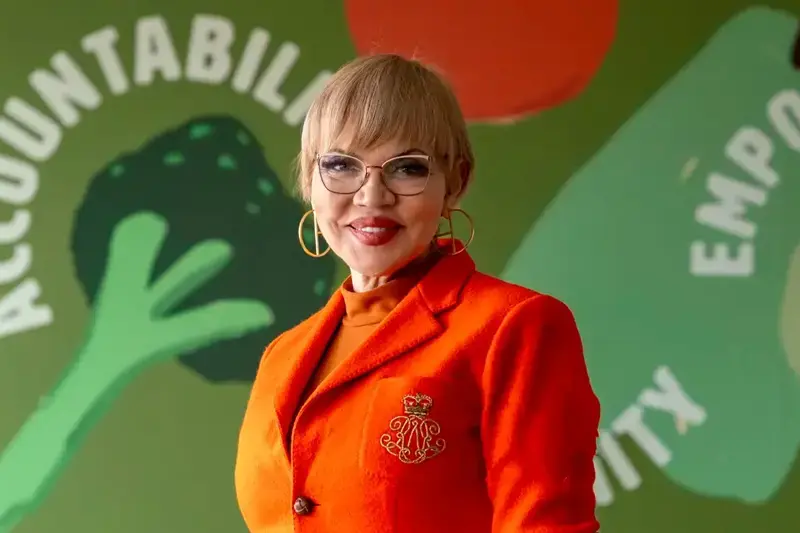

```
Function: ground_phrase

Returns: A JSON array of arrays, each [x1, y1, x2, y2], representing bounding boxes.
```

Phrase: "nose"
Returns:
[[354, 167, 395, 206]]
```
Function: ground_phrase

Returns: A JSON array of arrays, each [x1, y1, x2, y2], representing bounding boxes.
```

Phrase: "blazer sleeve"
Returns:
[[481, 294, 600, 533]]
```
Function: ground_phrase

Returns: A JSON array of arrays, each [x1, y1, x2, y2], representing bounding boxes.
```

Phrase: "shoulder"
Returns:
[[461, 270, 576, 326], [268, 306, 324, 350], [470, 275, 590, 392], [254, 302, 328, 370]]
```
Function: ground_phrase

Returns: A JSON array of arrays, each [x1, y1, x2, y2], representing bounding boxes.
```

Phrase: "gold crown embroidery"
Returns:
[[379, 392, 446, 464]]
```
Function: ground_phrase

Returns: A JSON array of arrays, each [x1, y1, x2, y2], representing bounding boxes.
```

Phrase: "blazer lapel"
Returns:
[[272, 290, 344, 455], [312, 247, 476, 398]]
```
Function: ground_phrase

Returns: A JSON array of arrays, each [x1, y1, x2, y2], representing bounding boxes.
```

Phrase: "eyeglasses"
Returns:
[[316, 152, 433, 196]]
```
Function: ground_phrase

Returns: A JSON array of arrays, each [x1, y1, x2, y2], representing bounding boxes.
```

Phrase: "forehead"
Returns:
[[318, 114, 435, 154], [327, 134, 427, 162], [309, 84, 450, 163]]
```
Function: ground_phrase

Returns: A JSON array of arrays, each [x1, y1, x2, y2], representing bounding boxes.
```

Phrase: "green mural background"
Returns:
[[0, 0, 797, 531]]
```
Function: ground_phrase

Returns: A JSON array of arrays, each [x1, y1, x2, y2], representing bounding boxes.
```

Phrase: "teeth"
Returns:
[[359, 227, 388, 233]]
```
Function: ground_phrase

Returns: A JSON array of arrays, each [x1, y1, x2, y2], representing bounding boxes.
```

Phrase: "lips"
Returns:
[[348, 216, 401, 246], [349, 216, 400, 230]]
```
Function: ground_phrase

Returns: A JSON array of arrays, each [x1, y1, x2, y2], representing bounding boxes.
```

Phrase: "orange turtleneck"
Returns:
[[299, 253, 439, 403]]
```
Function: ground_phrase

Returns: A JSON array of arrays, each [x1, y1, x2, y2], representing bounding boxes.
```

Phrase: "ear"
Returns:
[[443, 195, 458, 213], [444, 159, 471, 210]]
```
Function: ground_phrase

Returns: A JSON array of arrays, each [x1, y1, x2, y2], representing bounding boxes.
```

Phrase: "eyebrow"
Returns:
[[327, 147, 428, 159]]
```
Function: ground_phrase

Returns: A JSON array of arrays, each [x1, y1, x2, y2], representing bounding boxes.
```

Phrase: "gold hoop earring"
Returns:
[[435, 208, 475, 255], [298, 209, 330, 258]]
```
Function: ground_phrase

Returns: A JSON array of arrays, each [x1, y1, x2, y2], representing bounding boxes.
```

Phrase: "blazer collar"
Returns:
[[314, 242, 475, 391], [273, 241, 475, 453], [417, 241, 475, 314]]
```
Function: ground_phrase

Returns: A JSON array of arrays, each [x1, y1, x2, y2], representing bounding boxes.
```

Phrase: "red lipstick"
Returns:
[[348, 216, 401, 246]]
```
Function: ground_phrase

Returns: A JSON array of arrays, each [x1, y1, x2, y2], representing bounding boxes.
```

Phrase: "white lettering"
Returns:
[[612, 405, 672, 467], [29, 52, 102, 128], [0, 279, 53, 339], [768, 89, 800, 152], [593, 457, 614, 507], [638, 366, 707, 431], [284, 70, 332, 127], [695, 173, 766, 239], [252, 42, 300, 112], [0, 209, 32, 285], [0, 98, 62, 161], [231, 28, 270, 93], [726, 127, 779, 188], [0, 155, 38, 205], [0, 211, 31, 244], [82, 26, 130, 96], [186, 14, 235, 84], [0, 18, 338, 344], [596, 430, 641, 490], [0, 154, 37, 286], [690, 241, 754, 276], [0, 245, 32, 285], [597, 368, 706, 506], [134, 16, 182, 86]]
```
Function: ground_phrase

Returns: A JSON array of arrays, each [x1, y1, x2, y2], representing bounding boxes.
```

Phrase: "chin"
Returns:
[[346, 246, 413, 278], [349, 258, 399, 278]]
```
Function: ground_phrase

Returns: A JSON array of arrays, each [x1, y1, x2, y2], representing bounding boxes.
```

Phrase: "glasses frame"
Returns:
[[315, 152, 434, 196]]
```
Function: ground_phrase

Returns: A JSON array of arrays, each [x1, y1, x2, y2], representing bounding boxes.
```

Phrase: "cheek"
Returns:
[[310, 180, 347, 242], [401, 197, 444, 240]]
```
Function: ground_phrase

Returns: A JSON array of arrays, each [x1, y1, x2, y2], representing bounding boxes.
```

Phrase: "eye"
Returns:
[[385, 157, 430, 178], [319, 154, 361, 174]]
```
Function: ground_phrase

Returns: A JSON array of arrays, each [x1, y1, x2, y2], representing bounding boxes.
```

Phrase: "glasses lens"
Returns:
[[382, 156, 431, 195], [318, 154, 365, 193]]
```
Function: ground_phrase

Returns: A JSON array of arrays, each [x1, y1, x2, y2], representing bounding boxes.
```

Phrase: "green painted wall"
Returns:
[[0, 1, 798, 531]]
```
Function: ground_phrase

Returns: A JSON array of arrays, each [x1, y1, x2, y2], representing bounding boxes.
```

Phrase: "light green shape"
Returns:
[[245, 202, 260, 215], [0, 212, 273, 532], [163, 151, 185, 166], [258, 178, 275, 196], [188, 123, 214, 140], [217, 154, 237, 170], [502, 7, 800, 503], [313, 278, 327, 296], [237, 130, 251, 146], [109, 164, 125, 178]]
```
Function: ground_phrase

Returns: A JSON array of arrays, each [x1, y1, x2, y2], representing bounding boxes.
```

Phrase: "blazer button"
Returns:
[[293, 496, 314, 516]]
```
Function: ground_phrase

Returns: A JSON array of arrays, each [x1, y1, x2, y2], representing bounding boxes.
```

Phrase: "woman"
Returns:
[[235, 54, 600, 533]]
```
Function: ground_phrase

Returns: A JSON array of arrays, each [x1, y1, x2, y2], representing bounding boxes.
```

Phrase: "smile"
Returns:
[[348, 224, 401, 246], [356, 226, 391, 233]]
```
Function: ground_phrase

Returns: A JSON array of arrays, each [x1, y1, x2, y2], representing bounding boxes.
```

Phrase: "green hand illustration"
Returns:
[[0, 211, 273, 532], [781, 245, 800, 378]]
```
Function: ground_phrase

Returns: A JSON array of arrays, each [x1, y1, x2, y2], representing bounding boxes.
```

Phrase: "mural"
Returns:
[[0, 1, 798, 532], [344, 0, 618, 121], [0, 116, 335, 532], [503, 6, 800, 505]]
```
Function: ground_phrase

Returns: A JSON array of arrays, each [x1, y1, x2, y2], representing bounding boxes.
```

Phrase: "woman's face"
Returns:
[[310, 137, 448, 278]]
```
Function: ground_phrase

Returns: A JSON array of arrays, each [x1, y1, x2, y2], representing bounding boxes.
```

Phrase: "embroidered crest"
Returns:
[[379, 392, 446, 464]]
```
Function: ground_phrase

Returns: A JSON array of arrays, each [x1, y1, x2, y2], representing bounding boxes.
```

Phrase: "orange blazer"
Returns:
[[235, 249, 600, 533]]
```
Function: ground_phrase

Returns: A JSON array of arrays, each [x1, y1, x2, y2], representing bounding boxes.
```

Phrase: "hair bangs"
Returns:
[[297, 54, 473, 202]]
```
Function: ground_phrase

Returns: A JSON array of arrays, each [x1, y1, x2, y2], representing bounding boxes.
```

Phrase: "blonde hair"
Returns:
[[296, 54, 474, 203]]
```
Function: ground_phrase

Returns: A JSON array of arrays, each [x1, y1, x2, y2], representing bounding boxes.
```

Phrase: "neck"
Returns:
[[350, 272, 392, 293], [350, 245, 439, 293]]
